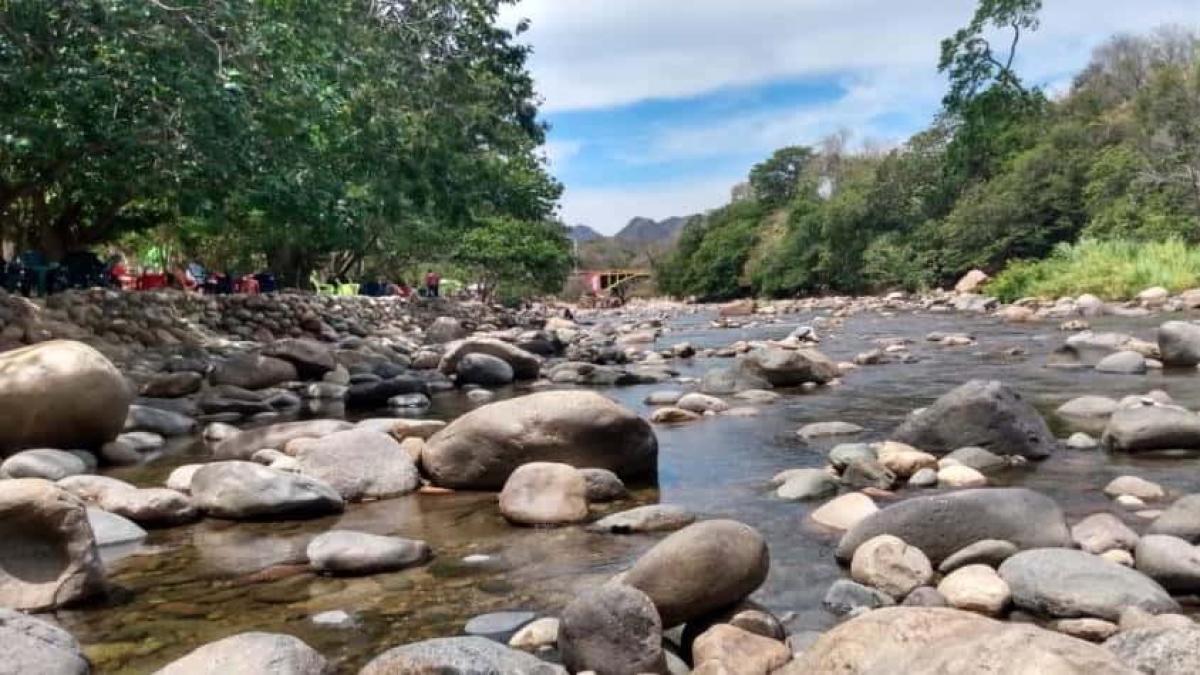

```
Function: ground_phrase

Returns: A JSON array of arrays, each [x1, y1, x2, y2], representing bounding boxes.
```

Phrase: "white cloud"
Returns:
[[542, 139, 583, 170], [560, 174, 743, 235], [506, 0, 1198, 113]]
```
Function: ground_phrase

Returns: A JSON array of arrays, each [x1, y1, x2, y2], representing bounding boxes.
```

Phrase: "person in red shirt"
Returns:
[[424, 269, 440, 298]]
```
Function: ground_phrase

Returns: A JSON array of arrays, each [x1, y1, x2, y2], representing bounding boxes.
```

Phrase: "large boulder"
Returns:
[[1063, 331, 1152, 366], [438, 338, 542, 380], [622, 519, 768, 627], [306, 530, 430, 576], [1148, 494, 1200, 541], [1134, 535, 1200, 593], [1101, 404, 1200, 452], [213, 420, 354, 460], [836, 488, 1071, 565], [455, 353, 515, 387], [288, 429, 419, 502], [558, 584, 664, 675], [787, 607, 1133, 674], [738, 348, 839, 387], [1157, 321, 1200, 367], [892, 380, 1055, 459], [422, 391, 657, 490], [154, 632, 327, 675], [0, 340, 133, 455], [209, 353, 298, 390], [0, 608, 90, 675], [360, 636, 565, 674], [1105, 626, 1200, 675], [498, 462, 588, 526], [0, 479, 105, 610], [190, 461, 344, 520], [0, 449, 88, 481], [262, 339, 336, 379], [998, 548, 1178, 620]]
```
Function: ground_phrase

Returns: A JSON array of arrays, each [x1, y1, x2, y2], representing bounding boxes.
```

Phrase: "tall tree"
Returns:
[[938, 0, 1042, 112]]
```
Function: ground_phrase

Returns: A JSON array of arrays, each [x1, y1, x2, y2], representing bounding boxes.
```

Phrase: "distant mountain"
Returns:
[[614, 216, 692, 244], [566, 224, 604, 242]]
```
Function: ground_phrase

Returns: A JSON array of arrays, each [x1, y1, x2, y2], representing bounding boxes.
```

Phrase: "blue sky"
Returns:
[[502, 0, 1199, 234]]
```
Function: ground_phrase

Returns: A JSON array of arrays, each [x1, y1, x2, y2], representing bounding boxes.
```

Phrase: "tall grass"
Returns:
[[988, 238, 1200, 302]]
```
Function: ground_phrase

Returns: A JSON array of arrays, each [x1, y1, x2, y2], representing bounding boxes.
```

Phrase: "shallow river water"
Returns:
[[55, 307, 1200, 673]]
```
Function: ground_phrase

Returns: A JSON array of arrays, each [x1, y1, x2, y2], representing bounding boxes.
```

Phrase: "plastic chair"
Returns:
[[337, 282, 359, 296], [310, 272, 336, 295]]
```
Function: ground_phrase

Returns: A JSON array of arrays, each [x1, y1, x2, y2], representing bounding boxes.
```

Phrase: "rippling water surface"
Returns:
[[57, 308, 1200, 672]]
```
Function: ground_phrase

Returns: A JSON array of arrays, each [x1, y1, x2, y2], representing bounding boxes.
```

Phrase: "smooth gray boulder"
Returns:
[[190, 461, 344, 520], [1102, 405, 1200, 452], [289, 429, 419, 502], [0, 608, 90, 675], [154, 632, 327, 675], [892, 380, 1055, 459], [213, 419, 354, 461], [0, 340, 133, 455], [941, 446, 1007, 473], [306, 530, 430, 576], [209, 354, 298, 390], [262, 339, 336, 379], [579, 468, 627, 502], [836, 488, 1071, 565], [422, 391, 657, 489], [1105, 625, 1200, 675], [359, 636, 565, 674], [1135, 535, 1200, 593], [558, 584, 664, 675], [0, 479, 106, 610], [739, 347, 840, 387], [124, 405, 198, 437], [623, 519, 768, 628], [438, 338, 542, 380], [998, 548, 1178, 620], [588, 505, 695, 534], [775, 469, 838, 501], [1, 449, 89, 481], [1158, 321, 1200, 367], [456, 353, 515, 387], [1148, 494, 1200, 542], [1095, 350, 1148, 374], [1071, 513, 1139, 554]]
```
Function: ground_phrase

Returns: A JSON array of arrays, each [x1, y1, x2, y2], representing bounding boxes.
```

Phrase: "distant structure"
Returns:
[[731, 181, 754, 203]]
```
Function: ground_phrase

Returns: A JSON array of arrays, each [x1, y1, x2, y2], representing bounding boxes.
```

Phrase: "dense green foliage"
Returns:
[[454, 216, 572, 302], [0, 0, 562, 287], [660, 11, 1200, 300], [989, 239, 1200, 301]]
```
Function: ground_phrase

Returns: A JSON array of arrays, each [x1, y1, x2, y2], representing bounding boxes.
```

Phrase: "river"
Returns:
[[56, 306, 1200, 672]]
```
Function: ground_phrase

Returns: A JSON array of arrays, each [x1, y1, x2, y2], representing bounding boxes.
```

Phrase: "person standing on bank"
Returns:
[[425, 269, 440, 298]]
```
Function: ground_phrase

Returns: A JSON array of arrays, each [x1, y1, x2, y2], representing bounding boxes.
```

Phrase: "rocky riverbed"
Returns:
[[5, 286, 1200, 673]]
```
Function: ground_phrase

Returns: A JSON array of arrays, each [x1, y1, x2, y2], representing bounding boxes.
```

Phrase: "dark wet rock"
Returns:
[[307, 530, 430, 576], [425, 316, 468, 344], [464, 611, 537, 640], [1148, 494, 1200, 542], [0, 608, 89, 675], [790, 607, 1133, 674], [902, 586, 949, 607], [498, 462, 588, 526], [213, 420, 354, 461], [739, 347, 839, 387], [1134, 534, 1200, 593], [155, 631, 327, 675], [359, 636, 565, 674], [1157, 320, 1200, 367], [623, 519, 768, 627], [124, 405, 198, 437], [588, 505, 696, 534], [823, 579, 895, 615], [699, 365, 770, 395], [1, 449, 88, 481], [346, 375, 429, 408], [892, 380, 1055, 459], [998, 548, 1178, 620], [837, 488, 1071, 565], [0, 340, 133, 455], [841, 458, 896, 490], [1105, 625, 1200, 675], [210, 353, 298, 390], [439, 338, 542, 380], [190, 461, 344, 520], [559, 584, 664, 674], [0, 479, 105, 610], [422, 391, 657, 490], [939, 539, 1019, 573], [579, 468, 627, 502], [1101, 405, 1200, 452], [140, 371, 203, 398], [262, 339, 336, 379], [455, 353, 515, 387], [289, 429, 419, 502]]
